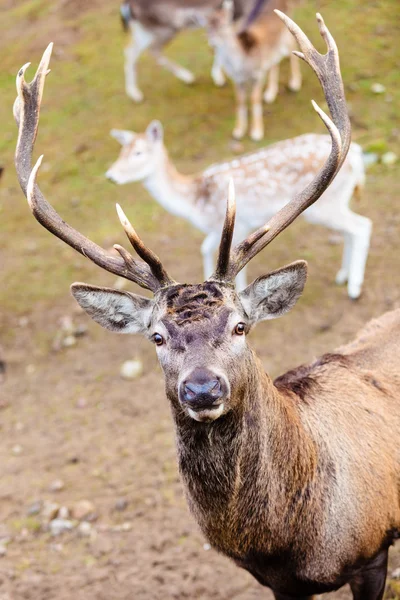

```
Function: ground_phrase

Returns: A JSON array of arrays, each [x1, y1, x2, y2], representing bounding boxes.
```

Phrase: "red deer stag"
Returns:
[[207, 0, 303, 140], [14, 13, 400, 600]]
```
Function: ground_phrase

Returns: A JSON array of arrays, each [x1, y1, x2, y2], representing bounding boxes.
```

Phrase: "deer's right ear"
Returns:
[[110, 129, 135, 146], [71, 284, 154, 335]]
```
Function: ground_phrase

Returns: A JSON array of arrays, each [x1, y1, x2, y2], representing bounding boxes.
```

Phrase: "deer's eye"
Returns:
[[234, 323, 246, 336], [153, 333, 164, 346]]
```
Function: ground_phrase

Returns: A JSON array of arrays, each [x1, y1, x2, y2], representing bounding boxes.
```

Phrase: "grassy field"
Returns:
[[0, 0, 400, 598]]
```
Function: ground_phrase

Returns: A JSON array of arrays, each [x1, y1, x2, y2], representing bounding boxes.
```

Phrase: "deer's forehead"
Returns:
[[154, 282, 240, 338], [125, 136, 148, 155]]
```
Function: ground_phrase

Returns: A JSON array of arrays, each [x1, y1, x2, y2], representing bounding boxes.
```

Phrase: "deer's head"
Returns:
[[70, 185, 307, 422], [106, 121, 164, 185], [14, 13, 350, 421]]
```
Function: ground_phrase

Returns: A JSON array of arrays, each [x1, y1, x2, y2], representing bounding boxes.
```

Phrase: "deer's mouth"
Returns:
[[187, 402, 225, 422]]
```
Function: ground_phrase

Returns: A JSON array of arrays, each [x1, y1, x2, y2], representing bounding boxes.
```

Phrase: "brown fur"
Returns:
[[164, 297, 400, 597]]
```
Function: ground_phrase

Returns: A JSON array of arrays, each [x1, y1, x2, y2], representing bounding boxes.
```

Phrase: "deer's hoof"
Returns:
[[264, 90, 278, 104], [126, 87, 144, 103], [250, 129, 264, 142], [178, 69, 195, 84], [288, 78, 302, 92], [212, 69, 226, 87], [232, 128, 246, 140], [348, 283, 362, 300], [335, 268, 348, 286]]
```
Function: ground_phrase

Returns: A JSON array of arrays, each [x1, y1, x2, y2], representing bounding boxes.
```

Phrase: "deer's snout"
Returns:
[[179, 368, 228, 419]]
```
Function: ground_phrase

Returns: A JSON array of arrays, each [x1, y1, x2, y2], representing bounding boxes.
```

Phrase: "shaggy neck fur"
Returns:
[[169, 349, 319, 561]]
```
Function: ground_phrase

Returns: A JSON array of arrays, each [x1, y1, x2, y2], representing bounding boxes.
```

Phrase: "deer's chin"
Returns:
[[187, 403, 225, 423]]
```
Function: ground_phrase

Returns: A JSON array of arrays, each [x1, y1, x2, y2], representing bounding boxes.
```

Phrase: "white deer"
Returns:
[[106, 125, 371, 299]]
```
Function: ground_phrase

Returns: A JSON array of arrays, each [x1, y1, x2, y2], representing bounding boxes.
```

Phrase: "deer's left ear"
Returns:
[[146, 120, 164, 143], [239, 261, 307, 323]]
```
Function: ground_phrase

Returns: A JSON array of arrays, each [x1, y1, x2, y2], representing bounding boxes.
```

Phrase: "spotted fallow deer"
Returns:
[[207, 0, 303, 140], [106, 127, 370, 299], [14, 13, 400, 600], [120, 0, 235, 102]]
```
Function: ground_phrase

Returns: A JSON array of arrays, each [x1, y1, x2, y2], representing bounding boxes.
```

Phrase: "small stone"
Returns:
[[62, 335, 77, 348], [78, 521, 93, 537], [18, 316, 29, 327], [58, 506, 69, 520], [391, 567, 400, 579], [42, 501, 60, 521], [27, 501, 42, 516], [121, 522, 132, 532], [12, 444, 23, 456], [71, 500, 96, 521], [0, 545, 7, 557], [114, 498, 128, 512], [26, 364, 36, 375], [381, 151, 397, 166], [120, 359, 143, 380], [74, 324, 87, 337], [49, 479, 64, 492], [203, 543, 211, 551], [49, 519, 73, 536], [370, 83, 386, 94]]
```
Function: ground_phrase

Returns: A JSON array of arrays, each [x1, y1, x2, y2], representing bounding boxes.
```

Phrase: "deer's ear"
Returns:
[[71, 284, 154, 335], [110, 129, 135, 146], [146, 120, 164, 144], [239, 261, 307, 323]]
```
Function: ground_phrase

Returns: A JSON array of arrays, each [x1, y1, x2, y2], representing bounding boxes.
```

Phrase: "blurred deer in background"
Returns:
[[15, 13, 400, 600], [120, 0, 236, 102], [207, 0, 303, 140], [106, 126, 370, 299]]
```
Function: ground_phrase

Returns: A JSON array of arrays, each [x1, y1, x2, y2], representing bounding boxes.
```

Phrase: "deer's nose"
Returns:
[[180, 368, 224, 410], [105, 170, 117, 183]]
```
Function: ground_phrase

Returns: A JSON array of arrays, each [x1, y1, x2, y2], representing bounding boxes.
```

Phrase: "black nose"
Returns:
[[180, 368, 224, 410]]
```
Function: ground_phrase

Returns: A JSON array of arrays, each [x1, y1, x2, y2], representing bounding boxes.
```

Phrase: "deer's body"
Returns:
[[122, 0, 248, 102], [174, 302, 400, 597], [207, 0, 303, 140], [107, 131, 371, 298], [15, 14, 397, 600]]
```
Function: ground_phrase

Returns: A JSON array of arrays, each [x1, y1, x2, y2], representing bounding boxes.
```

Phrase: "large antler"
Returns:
[[14, 44, 175, 293], [212, 12, 351, 282]]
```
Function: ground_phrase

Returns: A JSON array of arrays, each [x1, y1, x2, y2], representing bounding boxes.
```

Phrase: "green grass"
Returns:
[[0, 0, 399, 316]]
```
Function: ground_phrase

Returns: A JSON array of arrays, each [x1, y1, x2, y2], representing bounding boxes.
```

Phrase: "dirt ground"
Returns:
[[1, 0, 400, 598]]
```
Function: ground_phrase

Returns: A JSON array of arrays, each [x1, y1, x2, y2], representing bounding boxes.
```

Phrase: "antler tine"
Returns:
[[224, 12, 351, 280], [15, 46, 174, 293], [116, 204, 175, 287], [213, 179, 237, 281]]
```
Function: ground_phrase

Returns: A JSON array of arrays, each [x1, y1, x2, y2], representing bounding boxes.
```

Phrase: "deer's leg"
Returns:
[[345, 212, 372, 300], [250, 74, 266, 141], [288, 52, 302, 92], [233, 84, 248, 140], [124, 21, 154, 102], [150, 50, 195, 84], [349, 548, 388, 600], [201, 232, 221, 280], [335, 231, 352, 286], [211, 53, 226, 87], [264, 64, 280, 104]]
